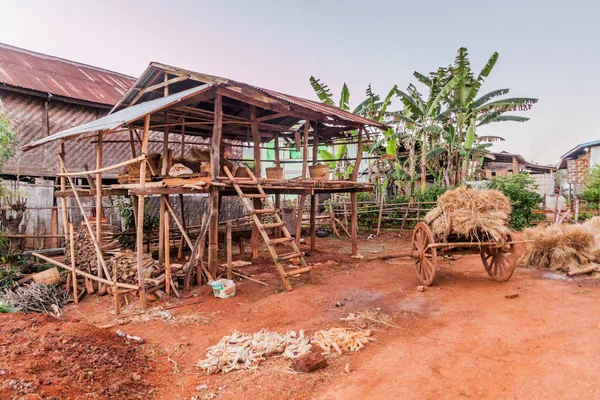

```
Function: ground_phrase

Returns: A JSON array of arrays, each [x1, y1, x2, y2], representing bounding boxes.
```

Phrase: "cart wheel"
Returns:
[[411, 222, 437, 286], [480, 234, 517, 282]]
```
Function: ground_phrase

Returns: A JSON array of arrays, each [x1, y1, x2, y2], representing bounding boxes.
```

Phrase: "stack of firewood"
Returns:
[[106, 251, 184, 287], [64, 219, 121, 275]]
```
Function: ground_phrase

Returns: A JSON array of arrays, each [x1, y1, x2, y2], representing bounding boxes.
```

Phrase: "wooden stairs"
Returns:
[[222, 166, 312, 291]]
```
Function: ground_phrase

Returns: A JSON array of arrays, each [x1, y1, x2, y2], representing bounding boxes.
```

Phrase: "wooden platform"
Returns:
[[109, 176, 373, 197]]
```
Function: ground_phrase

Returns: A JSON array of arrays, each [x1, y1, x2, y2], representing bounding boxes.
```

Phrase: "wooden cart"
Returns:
[[411, 222, 517, 286]]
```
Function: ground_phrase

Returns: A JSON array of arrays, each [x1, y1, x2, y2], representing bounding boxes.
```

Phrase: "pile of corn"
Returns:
[[311, 328, 372, 354]]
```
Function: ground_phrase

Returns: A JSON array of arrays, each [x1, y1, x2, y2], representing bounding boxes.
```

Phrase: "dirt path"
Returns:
[[2, 233, 599, 399]]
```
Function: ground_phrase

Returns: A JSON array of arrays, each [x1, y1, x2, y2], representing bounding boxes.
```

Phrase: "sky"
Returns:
[[1, 0, 599, 165]]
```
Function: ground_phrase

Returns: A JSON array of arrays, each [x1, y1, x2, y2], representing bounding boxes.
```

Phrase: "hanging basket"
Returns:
[[309, 164, 330, 180], [265, 167, 284, 179]]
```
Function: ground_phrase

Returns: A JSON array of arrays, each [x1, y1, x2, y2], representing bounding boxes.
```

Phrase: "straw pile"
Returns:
[[424, 187, 512, 241], [519, 217, 600, 275]]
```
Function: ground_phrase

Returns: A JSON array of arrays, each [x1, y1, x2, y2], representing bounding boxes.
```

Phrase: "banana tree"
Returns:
[[394, 69, 466, 193], [418, 48, 538, 183]]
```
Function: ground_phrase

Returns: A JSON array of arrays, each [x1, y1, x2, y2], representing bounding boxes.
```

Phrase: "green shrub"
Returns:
[[486, 174, 542, 230], [581, 165, 600, 204]]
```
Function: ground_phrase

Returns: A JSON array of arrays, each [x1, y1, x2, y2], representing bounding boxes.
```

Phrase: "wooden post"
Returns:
[[274, 133, 282, 238], [177, 119, 187, 259], [512, 156, 519, 175], [159, 113, 170, 265], [301, 121, 310, 179], [296, 194, 306, 246], [136, 115, 151, 310], [208, 94, 223, 277], [59, 144, 69, 242], [226, 221, 232, 280], [350, 128, 363, 255], [177, 194, 186, 259], [69, 223, 78, 304], [95, 131, 104, 286], [112, 255, 120, 315], [164, 199, 171, 297], [250, 106, 261, 260], [376, 190, 385, 236], [350, 192, 358, 255], [310, 132, 318, 251]]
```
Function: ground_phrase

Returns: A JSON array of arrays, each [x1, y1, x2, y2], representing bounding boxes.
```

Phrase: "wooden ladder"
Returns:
[[223, 166, 312, 291]]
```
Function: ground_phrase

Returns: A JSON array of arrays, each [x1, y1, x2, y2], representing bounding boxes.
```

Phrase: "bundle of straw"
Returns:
[[519, 217, 600, 274], [424, 187, 512, 241]]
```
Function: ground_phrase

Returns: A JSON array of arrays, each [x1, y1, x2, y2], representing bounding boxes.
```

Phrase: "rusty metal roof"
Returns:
[[116, 62, 388, 129], [0, 43, 135, 106]]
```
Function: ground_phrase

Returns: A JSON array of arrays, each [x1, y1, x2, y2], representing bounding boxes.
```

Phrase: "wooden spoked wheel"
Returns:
[[480, 234, 517, 282], [411, 222, 437, 286]]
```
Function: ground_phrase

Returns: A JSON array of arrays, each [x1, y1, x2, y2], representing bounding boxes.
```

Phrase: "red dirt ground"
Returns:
[[2, 233, 600, 399]]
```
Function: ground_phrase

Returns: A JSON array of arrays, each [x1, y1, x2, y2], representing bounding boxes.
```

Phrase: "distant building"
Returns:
[[0, 42, 135, 178], [480, 151, 556, 195], [558, 140, 600, 194]]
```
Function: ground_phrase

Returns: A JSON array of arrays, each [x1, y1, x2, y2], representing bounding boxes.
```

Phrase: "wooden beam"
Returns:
[[136, 115, 151, 309], [274, 133, 281, 238], [69, 223, 78, 304], [129, 75, 189, 106], [208, 94, 223, 276]]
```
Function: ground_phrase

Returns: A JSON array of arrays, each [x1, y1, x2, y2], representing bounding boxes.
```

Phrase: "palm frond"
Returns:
[[476, 98, 538, 113], [472, 89, 509, 109], [477, 135, 505, 143], [395, 88, 422, 117], [469, 52, 499, 102], [309, 77, 334, 106], [339, 83, 350, 111], [413, 71, 432, 87], [426, 70, 465, 118]]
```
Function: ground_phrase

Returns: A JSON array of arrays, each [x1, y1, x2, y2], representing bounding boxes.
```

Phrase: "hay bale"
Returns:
[[425, 187, 511, 241], [519, 223, 597, 274]]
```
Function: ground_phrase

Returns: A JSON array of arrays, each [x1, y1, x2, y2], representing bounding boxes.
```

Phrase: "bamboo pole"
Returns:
[[96, 131, 104, 286], [136, 115, 151, 309], [177, 194, 186, 259], [350, 129, 363, 255], [69, 223, 78, 304], [113, 255, 121, 316], [59, 157, 112, 281], [57, 155, 146, 176], [31, 252, 138, 290]]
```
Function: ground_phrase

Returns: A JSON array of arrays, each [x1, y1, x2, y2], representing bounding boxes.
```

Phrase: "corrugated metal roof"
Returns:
[[560, 139, 600, 160], [21, 84, 213, 151], [117, 63, 388, 129], [0, 42, 135, 106]]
